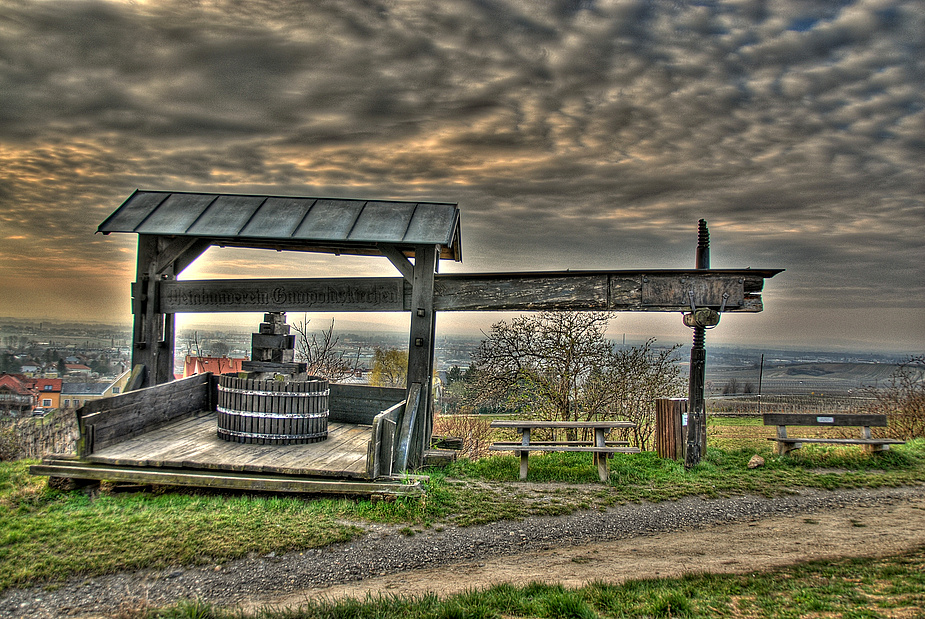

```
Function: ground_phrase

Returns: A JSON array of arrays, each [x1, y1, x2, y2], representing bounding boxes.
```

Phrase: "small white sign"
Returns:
[[816, 416, 834, 423], [682, 413, 688, 426]]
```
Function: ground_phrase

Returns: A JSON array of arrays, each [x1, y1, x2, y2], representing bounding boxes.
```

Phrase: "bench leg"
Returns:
[[519, 428, 530, 480], [593, 428, 609, 482], [596, 453, 608, 482], [777, 441, 800, 456]]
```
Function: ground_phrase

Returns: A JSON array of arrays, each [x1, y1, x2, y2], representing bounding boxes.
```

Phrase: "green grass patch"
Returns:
[[128, 546, 925, 618], [4, 434, 924, 592], [446, 438, 925, 503], [0, 461, 455, 592]]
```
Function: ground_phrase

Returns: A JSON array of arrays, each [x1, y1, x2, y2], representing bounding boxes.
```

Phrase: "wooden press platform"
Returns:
[[84, 411, 372, 478], [30, 376, 423, 496]]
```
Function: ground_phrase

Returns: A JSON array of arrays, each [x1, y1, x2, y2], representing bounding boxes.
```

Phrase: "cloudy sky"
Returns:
[[0, 0, 922, 352]]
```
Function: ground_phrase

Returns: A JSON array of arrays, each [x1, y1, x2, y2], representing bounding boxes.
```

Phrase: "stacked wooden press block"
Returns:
[[216, 312, 330, 444]]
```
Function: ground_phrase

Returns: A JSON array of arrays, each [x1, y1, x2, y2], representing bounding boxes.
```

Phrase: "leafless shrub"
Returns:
[[433, 413, 495, 461], [586, 338, 686, 450], [863, 355, 925, 439]]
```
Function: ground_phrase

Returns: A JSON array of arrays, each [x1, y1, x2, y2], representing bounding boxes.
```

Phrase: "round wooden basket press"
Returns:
[[216, 374, 329, 445]]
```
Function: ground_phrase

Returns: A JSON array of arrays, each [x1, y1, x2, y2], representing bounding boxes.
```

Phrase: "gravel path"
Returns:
[[2, 484, 924, 618]]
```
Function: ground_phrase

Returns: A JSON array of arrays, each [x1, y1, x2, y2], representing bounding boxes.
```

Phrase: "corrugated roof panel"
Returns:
[[240, 197, 316, 238], [135, 193, 217, 235], [292, 199, 366, 240], [348, 201, 415, 242], [187, 195, 266, 236], [98, 191, 169, 232], [404, 203, 458, 245]]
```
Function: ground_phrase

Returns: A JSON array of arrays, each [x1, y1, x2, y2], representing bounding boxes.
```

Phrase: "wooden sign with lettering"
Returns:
[[159, 278, 405, 313]]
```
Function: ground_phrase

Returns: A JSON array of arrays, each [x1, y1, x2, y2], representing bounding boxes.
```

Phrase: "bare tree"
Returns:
[[183, 332, 203, 357], [587, 338, 685, 450], [210, 341, 231, 357], [864, 355, 925, 439], [291, 317, 360, 383], [471, 312, 614, 439], [471, 312, 684, 447]]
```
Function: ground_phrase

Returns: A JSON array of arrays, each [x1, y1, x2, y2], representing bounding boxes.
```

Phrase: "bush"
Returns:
[[865, 355, 925, 439], [433, 413, 495, 460]]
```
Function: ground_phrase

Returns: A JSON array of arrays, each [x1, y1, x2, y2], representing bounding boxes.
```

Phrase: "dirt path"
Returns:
[[3, 485, 924, 618], [247, 492, 925, 614]]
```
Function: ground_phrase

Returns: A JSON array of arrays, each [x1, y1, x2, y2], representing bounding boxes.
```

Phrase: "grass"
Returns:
[[2, 419, 924, 593], [122, 546, 925, 618], [0, 461, 448, 591], [447, 438, 925, 503]]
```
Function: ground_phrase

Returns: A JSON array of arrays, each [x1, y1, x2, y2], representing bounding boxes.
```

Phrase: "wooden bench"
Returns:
[[763, 413, 905, 456], [489, 420, 640, 482]]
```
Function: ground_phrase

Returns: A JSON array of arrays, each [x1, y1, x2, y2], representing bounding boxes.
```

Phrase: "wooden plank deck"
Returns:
[[86, 411, 373, 479]]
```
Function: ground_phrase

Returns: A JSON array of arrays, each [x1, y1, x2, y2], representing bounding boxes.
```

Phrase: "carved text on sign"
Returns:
[[158, 279, 405, 313]]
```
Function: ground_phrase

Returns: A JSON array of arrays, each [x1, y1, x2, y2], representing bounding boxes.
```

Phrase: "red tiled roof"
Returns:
[[0, 374, 32, 395], [34, 378, 62, 392], [183, 356, 246, 377]]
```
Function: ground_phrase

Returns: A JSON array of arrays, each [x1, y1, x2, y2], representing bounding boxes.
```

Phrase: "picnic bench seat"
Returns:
[[763, 413, 905, 456], [489, 420, 640, 482]]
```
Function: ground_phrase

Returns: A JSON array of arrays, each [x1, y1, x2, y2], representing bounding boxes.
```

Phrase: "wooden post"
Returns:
[[685, 220, 710, 469], [131, 234, 210, 389], [404, 244, 438, 469], [656, 398, 688, 460]]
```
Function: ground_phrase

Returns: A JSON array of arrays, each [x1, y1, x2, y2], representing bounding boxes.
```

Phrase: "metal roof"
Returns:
[[98, 190, 463, 261]]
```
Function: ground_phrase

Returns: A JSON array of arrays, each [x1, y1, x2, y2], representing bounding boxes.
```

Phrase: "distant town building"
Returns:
[[0, 374, 34, 416], [33, 378, 62, 410], [64, 363, 93, 377], [61, 370, 131, 409], [19, 364, 40, 377]]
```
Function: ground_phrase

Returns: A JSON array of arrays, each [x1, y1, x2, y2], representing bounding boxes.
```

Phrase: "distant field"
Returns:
[[707, 361, 901, 397], [708, 392, 876, 417]]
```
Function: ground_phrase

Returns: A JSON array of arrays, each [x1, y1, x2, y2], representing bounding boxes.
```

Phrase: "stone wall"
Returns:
[[0, 409, 79, 460]]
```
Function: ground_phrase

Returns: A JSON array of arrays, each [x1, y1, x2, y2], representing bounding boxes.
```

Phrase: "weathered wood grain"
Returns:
[[655, 398, 688, 461], [490, 420, 635, 429], [394, 383, 422, 472], [157, 269, 781, 314], [78, 374, 212, 455], [330, 384, 405, 425], [368, 400, 404, 478], [85, 415, 374, 478], [762, 413, 888, 427], [30, 461, 423, 496], [160, 278, 405, 313]]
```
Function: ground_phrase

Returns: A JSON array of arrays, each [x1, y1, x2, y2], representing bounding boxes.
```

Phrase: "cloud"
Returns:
[[0, 0, 922, 349]]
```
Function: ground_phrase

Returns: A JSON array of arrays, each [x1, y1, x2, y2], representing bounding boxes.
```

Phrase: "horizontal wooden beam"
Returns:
[[30, 461, 424, 496], [157, 269, 781, 314]]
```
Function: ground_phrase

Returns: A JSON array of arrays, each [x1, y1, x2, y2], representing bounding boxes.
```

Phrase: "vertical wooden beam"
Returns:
[[131, 235, 210, 389], [404, 244, 438, 469], [685, 220, 710, 469], [131, 235, 157, 389]]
